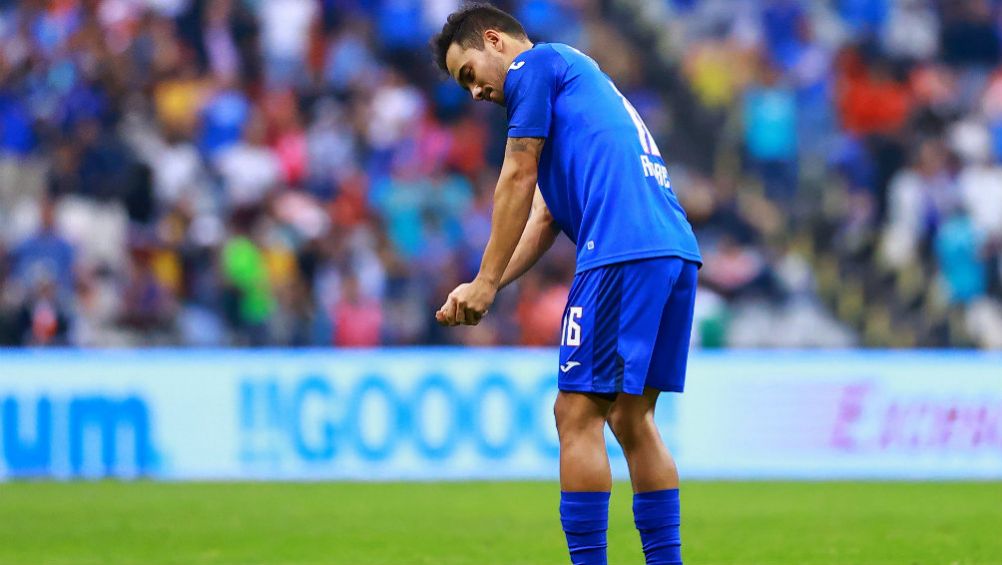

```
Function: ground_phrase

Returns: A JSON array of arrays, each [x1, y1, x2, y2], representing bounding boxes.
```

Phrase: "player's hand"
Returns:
[[436, 277, 497, 326]]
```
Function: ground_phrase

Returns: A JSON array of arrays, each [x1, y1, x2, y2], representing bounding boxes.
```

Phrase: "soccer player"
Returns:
[[431, 4, 700, 565]]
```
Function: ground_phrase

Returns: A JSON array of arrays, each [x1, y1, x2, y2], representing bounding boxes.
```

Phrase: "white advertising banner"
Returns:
[[0, 350, 999, 480]]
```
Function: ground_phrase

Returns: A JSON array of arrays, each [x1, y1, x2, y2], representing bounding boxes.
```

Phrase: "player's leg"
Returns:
[[607, 388, 677, 492], [608, 389, 682, 565], [610, 258, 698, 565], [554, 390, 615, 565], [554, 264, 621, 565], [555, 390, 615, 491]]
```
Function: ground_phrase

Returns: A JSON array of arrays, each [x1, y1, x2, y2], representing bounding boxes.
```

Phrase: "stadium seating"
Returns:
[[1, 0, 1000, 348]]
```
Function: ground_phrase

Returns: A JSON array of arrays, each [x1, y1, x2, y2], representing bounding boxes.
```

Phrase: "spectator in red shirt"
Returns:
[[837, 53, 912, 136], [332, 272, 382, 347]]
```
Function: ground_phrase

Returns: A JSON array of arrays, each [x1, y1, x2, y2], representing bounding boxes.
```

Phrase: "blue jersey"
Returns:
[[503, 43, 701, 273]]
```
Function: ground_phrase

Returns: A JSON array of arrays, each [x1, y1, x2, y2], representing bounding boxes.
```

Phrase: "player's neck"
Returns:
[[506, 40, 534, 68]]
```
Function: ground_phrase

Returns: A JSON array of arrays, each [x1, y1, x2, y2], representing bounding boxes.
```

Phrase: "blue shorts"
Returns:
[[557, 256, 698, 396]]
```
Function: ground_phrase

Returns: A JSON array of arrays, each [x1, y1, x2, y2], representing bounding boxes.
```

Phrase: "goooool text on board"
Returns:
[[238, 373, 564, 464], [237, 373, 665, 467]]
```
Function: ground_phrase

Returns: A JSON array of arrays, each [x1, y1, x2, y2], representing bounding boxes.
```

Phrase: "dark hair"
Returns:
[[430, 2, 527, 73]]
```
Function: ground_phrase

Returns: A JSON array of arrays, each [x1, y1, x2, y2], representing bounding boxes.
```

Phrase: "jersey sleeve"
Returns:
[[504, 46, 567, 139]]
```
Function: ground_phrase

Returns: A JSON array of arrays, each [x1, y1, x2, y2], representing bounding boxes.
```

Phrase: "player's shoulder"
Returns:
[[543, 43, 602, 71]]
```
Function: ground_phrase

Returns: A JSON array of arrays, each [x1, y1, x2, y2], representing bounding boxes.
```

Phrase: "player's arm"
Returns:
[[436, 136, 543, 326], [479, 136, 545, 286], [498, 185, 559, 290]]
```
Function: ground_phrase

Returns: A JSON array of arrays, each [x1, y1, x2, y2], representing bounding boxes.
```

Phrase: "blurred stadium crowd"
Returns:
[[1, 0, 1001, 348]]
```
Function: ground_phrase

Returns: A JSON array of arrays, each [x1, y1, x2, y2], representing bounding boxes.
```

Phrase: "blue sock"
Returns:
[[633, 489, 682, 565], [559, 491, 610, 565]]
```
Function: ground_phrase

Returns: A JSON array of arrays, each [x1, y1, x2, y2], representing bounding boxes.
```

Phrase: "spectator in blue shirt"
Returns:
[[743, 59, 798, 202], [12, 198, 75, 301]]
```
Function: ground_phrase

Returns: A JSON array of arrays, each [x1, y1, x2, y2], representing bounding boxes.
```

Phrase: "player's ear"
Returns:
[[484, 29, 502, 52]]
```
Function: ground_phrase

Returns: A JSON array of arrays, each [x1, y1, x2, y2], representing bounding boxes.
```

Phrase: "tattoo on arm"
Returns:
[[505, 137, 545, 160]]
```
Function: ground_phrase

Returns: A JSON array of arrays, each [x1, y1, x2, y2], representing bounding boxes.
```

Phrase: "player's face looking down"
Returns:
[[445, 29, 512, 106]]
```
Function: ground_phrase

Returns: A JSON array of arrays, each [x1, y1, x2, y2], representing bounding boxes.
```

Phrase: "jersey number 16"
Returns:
[[561, 306, 583, 347]]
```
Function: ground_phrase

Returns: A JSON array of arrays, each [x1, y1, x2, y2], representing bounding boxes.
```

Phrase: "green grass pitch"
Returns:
[[1, 481, 1000, 565]]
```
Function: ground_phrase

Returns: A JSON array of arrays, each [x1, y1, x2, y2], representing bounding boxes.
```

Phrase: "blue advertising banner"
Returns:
[[1, 350, 1000, 480]]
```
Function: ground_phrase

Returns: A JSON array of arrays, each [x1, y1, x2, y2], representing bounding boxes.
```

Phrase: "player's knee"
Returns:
[[554, 396, 604, 440], [607, 410, 655, 452], [553, 400, 582, 435]]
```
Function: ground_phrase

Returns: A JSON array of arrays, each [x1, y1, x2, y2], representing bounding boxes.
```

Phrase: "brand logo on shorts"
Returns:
[[559, 361, 581, 373]]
